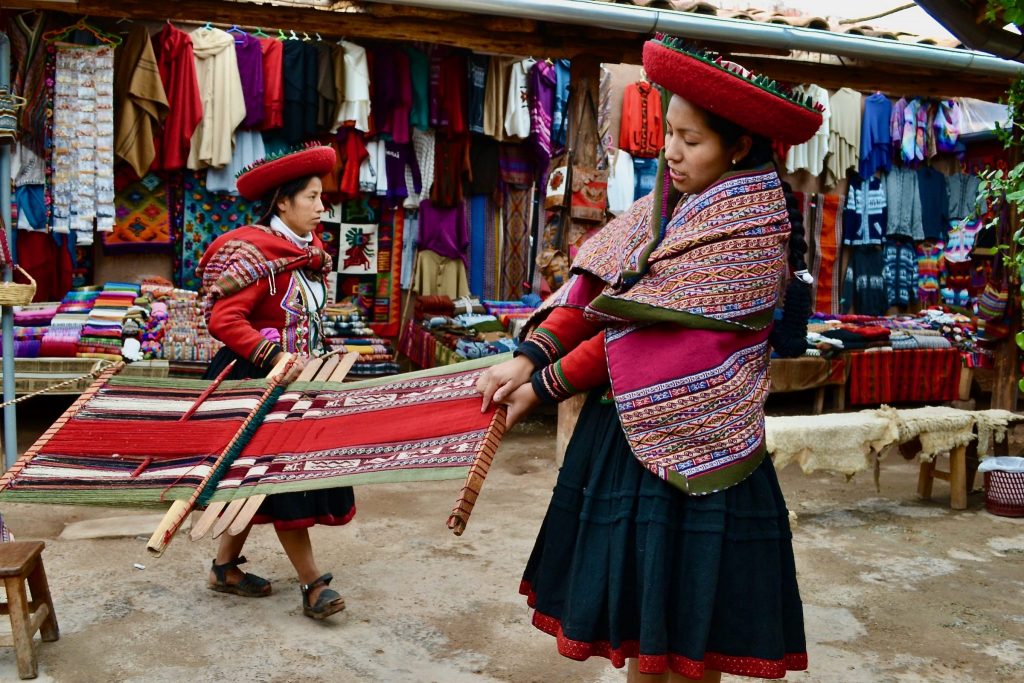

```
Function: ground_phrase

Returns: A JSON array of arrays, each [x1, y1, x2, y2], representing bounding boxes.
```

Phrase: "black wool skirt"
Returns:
[[204, 347, 356, 531], [520, 392, 807, 680]]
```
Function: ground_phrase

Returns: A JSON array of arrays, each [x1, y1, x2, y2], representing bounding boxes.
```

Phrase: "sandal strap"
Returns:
[[301, 572, 334, 594], [210, 556, 249, 582]]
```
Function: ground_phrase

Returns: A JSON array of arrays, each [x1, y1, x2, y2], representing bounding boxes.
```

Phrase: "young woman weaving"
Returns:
[[196, 145, 351, 620], [477, 36, 821, 681]]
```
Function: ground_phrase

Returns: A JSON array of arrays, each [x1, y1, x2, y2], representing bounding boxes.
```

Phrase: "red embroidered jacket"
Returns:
[[206, 231, 328, 370]]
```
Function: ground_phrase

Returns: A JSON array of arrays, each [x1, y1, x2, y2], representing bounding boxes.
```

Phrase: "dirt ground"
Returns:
[[0, 396, 1022, 683]]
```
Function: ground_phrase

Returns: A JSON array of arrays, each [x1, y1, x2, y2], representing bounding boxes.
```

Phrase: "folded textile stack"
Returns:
[[76, 282, 142, 361], [806, 309, 980, 360], [13, 304, 58, 327], [2, 303, 59, 358], [401, 295, 532, 369], [323, 303, 400, 377], [38, 289, 101, 357], [160, 289, 222, 362]]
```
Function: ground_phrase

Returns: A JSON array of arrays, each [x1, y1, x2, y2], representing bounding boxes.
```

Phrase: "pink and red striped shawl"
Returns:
[[542, 159, 791, 494]]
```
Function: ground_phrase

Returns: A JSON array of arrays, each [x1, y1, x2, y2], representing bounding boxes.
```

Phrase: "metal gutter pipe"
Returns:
[[363, 0, 1024, 78], [916, 0, 1024, 62], [0, 32, 17, 470]]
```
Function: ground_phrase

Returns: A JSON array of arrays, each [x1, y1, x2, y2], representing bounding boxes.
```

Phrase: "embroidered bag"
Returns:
[[543, 89, 608, 222], [976, 254, 1007, 322]]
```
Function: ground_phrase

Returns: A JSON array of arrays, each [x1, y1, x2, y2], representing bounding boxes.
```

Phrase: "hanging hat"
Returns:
[[642, 35, 824, 146], [235, 143, 337, 201]]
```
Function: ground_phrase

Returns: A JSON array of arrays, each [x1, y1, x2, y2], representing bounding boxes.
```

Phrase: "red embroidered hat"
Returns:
[[236, 144, 337, 201], [643, 35, 824, 146]]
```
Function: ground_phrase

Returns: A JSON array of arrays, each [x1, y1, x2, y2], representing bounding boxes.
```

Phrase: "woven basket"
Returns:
[[984, 470, 1024, 517], [0, 265, 37, 306]]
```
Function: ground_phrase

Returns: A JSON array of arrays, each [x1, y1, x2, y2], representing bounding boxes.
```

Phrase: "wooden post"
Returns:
[[992, 141, 1022, 411], [556, 393, 587, 467], [949, 444, 968, 511]]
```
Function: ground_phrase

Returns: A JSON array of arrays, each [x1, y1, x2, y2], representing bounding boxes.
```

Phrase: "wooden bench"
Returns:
[[0, 541, 59, 679]]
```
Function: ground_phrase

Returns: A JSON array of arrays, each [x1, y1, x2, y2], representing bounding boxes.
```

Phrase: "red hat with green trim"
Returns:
[[643, 34, 824, 146], [236, 143, 336, 201]]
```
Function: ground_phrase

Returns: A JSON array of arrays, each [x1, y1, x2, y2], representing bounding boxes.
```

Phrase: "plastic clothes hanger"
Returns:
[[226, 24, 247, 44], [43, 17, 123, 46]]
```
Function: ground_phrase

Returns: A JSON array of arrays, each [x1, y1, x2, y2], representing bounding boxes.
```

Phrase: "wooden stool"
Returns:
[[0, 541, 59, 679], [918, 444, 968, 510]]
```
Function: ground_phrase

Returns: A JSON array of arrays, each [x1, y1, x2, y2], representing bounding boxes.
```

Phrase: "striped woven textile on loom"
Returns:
[[0, 376, 270, 505], [205, 356, 508, 502], [0, 356, 509, 508]]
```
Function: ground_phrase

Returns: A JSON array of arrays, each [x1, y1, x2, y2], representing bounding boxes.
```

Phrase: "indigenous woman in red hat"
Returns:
[[478, 36, 823, 681], [196, 144, 350, 620]]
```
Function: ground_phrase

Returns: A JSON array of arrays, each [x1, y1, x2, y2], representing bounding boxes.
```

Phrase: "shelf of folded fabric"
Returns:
[[322, 301, 400, 378], [399, 295, 533, 369], [802, 309, 983, 407]]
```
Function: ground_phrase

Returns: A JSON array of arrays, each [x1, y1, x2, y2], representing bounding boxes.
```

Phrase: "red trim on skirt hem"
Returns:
[[251, 505, 356, 531], [519, 580, 808, 680]]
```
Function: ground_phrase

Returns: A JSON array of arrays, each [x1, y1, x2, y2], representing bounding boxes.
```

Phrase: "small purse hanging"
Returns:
[[544, 88, 609, 222], [976, 252, 1008, 322], [566, 90, 609, 223]]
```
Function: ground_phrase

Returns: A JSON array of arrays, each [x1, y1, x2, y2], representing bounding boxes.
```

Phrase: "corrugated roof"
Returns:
[[592, 1, 964, 48]]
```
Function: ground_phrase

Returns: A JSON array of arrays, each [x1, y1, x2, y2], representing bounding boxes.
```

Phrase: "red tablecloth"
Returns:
[[848, 349, 962, 405]]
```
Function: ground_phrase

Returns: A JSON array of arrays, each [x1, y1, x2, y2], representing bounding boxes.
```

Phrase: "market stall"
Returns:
[[3, 1, 1024, 465]]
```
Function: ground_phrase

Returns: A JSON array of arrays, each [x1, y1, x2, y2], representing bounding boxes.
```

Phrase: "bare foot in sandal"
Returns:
[[208, 556, 272, 597], [301, 573, 345, 619]]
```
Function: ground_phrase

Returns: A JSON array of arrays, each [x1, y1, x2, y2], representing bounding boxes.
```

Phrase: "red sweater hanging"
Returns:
[[619, 81, 664, 159]]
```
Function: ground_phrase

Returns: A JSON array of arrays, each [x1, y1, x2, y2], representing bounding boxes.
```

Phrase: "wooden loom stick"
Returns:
[[178, 359, 236, 422], [447, 405, 508, 536], [195, 356, 328, 541], [147, 354, 295, 556], [0, 362, 125, 493], [225, 352, 360, 537]]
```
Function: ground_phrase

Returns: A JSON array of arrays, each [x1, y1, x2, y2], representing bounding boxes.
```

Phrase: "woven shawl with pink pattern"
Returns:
[[548, 159, 790, 494]]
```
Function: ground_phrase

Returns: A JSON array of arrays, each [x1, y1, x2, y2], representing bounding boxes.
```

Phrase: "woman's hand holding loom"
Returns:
[[477, 355, 534, 412], [270, 353, 308, 385], [502, 383, 541, 429]]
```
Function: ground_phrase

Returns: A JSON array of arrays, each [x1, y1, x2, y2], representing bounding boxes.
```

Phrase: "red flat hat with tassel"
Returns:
[[643, 35, 824, 146], [236, 144, 337, 201]]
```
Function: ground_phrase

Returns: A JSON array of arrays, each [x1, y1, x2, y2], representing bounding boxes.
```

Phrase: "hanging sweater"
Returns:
[[843, 173, 887, 246], [917, 166, 949, 241], [947, 171, 981, 220], [504, 58, 536, 140], [334, 40, 370, 132], [785, 84, 830, 177], [187, 27, 246, 170], [886, 167, 924, 241], [859, 93, 892, 178], [153, 23, 202, 172], [114, 24, 169, 178], [619, 81, 663, 158], [826, 87, 861, 187]]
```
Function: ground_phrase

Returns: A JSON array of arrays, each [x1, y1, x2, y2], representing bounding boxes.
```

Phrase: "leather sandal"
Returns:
[[208, 556, 272, 597], [301, 573, 345, 620]]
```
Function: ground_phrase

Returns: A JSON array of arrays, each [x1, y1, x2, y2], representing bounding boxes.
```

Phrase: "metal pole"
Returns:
[[0, 32, 17, 470]]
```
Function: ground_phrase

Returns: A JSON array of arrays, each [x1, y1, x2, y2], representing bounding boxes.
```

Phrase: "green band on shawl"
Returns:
[[665, 443, 767, 495], [587, 294, 776, 331]]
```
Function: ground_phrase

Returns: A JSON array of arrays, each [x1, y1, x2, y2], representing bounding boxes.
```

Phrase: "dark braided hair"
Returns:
[[701, 112, 813, 358]]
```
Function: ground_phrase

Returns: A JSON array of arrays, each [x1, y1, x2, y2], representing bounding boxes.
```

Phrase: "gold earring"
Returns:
[[731, 158, 738, 166]]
